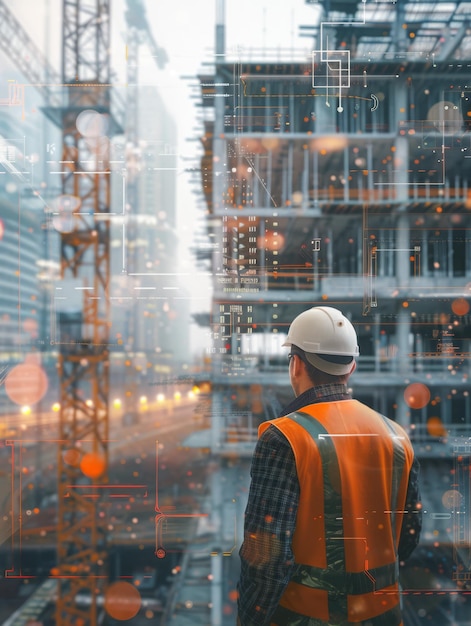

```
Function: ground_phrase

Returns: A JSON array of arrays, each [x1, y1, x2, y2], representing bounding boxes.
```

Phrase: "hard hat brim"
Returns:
[[304, 351, 355, 376]]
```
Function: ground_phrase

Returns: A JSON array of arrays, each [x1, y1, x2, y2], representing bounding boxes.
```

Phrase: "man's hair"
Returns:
[[291, 345, 351, 385]]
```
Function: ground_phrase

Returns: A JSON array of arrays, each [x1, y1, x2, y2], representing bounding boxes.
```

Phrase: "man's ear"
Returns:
[[292, 353, 304, 376], [349, 360, 357, 375]]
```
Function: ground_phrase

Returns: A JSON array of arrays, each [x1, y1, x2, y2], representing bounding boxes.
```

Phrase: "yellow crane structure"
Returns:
[[52, 1, 119, 623], [0, 1, 120, 623]]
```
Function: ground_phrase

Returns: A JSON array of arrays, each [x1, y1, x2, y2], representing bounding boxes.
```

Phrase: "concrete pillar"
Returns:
[[210, 551, 223, 626], [392, 0, 408, 55], [448, 228, 453, 278], [343, 146, 349, 202], [215, 0, 225, 59], [396, 310, 411, 427], [302, 146, 309, 210], [396, 213, 410, 288], [397, 309, 410, 377], [394, 137, 409, 203], [267, 150, 273, 208], [287, 140, 294, 203], [327, 227, 333, 276], [374, 313, 381, 373], [260, 219, 267, 291], [422, 229, 429, 277], [209, 462, 223, 626], [367, 143, 373, 200], [253, 154, 260, 206], [211, 389, 222, 453], [312, 149, 319, 205], [313, 226, 319, 289], [315, 96, 336, 133], [212, 0, 226, 216]]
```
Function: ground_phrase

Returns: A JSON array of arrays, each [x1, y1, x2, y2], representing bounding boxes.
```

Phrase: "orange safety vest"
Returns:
[[259, 400, 415, 626]]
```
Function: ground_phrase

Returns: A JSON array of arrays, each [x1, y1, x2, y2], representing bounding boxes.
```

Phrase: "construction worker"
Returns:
[[237, 306, 422, 626]]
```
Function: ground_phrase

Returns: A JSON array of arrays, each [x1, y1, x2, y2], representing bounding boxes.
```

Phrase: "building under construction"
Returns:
[[172, 0, 471, 624], [0, 0, 471, 625]]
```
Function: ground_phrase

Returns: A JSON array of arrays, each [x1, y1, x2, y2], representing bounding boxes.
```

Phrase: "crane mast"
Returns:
[[54, 1, 113, 623], [0, 1, 114, 622], [0, 1, 152, 623]]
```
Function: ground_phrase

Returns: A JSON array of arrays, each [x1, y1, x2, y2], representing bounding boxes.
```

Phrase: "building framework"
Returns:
[[185, 1, 471, 624]]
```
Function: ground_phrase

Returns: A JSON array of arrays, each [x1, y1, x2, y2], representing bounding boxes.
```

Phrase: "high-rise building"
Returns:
[[0, 110, 52, 415], [110, 85, 188, 393]]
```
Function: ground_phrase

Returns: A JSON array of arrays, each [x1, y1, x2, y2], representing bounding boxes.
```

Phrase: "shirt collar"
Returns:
[[279, 383, 352, 417]]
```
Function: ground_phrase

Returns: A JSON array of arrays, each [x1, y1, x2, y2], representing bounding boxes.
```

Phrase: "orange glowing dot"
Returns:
[[402, 301, 409, 308], [451, 298, 470, 316], [436, 206, 443, 213], [427, 417, 446, 438], [228, 589, 239, 602], [80, 452, 106, 478], [104, 582, 141, 621], [404, 382, 431, 409]]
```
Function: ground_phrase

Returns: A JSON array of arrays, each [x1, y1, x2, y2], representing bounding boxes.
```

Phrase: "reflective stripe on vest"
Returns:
[[272, 602, 403, 626], [264, 403, 412, 626], [378, 414, 407, 561]]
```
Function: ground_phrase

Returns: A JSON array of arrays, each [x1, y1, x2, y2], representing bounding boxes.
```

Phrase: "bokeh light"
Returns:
[[80, 452, 106, 478], [51, 194, 81, 233], [403, 382, 431, 409], [103, 581, 141, 621], [426, 416, 447, 438], [63, 448, 81, 467], [442, 489, 464, 510], [451, 297, 470, 316], [5, 362, 48, 406], [76, 109, 109, 138], [427, 101, 462, 132]]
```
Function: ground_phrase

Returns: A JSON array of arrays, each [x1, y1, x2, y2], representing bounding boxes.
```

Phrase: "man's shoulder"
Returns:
[[258, 418, 293, 443]]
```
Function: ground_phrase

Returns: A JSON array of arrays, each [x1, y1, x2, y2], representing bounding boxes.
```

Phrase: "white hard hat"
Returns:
[[282, 306, 359, 375]]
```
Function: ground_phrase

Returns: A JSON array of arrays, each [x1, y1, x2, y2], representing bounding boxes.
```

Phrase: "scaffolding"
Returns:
[[188, 1, 471, 624]]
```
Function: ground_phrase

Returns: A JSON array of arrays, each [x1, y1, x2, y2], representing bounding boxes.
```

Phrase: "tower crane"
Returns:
[[125, 0, 168, 141], [52, 2, 115, 623], [0, 1, 120, 624], [0, 1, 62, 108]]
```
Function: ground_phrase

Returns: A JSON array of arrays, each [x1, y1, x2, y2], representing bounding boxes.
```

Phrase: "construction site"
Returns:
[[0, 0, 471, 625]]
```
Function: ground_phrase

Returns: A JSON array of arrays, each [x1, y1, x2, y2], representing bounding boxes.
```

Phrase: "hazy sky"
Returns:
[[3, 0, 317, 353]]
